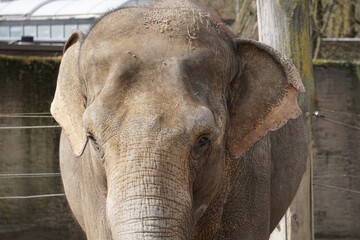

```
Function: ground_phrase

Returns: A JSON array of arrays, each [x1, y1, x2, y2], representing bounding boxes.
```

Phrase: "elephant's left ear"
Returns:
[[51, 31, 87, 157], [227, 39, 305, 159]]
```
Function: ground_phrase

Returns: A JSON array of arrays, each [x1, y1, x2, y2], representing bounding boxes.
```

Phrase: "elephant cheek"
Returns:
[[192, 148, 225, 223], [105, 151, 193, 240]]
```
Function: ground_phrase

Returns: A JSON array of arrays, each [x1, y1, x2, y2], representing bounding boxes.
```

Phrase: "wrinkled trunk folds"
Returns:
[[106, 145, 192, 240]]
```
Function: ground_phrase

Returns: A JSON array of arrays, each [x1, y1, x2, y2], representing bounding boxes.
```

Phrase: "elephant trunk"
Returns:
[[106, 146, 193, 240]]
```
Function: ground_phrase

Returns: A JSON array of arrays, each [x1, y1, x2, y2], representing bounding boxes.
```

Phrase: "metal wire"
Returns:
[[0, 193, 65, 200], [0, 125, 61, 130], [0, 173, 61, 179], [0, 110, 359, 203], [0, 112, 51, 115], [313, 174, 360, 178], [0, 115, 53, 118], [314, 183, 360, 195], [312, 112, 360, 131], [319, 109, 360, 118]]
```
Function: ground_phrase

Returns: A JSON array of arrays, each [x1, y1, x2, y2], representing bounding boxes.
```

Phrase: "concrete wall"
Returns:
[[312, 62, 360, 238], [0, 55, 85, 239], [0, 55, 359, 239], [318, 39, 360, 62]]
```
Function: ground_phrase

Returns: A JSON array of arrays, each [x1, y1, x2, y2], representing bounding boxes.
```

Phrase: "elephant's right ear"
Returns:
[[51, 30, 87, 157], [227, 39, 305, 159]]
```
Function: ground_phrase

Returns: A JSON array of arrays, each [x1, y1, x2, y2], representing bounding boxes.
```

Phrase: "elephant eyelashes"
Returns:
[[198, 137, 210, 148], [191, 136, 211, 159], [88, 135, 105, 158]]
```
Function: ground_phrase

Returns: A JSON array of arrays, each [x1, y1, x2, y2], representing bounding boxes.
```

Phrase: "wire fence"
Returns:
[[0, 173, 64, 199], [0, 112, 59, 129], [310, 111, 360, 131], [0, 112, 51, 115], [0, 125, 61, 130], [0, 115, 53, 118], [310, 110, 360, 195], [317, 108, 360, 118], [314, 183, 360, 195], [0, 173, 61, 179], [313, 174, 360, 178], [0, 112, 63, 200], [0, 113, 53, 118], [0, 193, 65, 200], [1, 179, 359, 200], [0, 111, 359, 200]]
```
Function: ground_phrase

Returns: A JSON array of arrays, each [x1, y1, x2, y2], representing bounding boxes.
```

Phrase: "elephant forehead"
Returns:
[[80, 6, 235, 81], [83, 5, 231, 50], [81, 35, 226, 69], [80, 30, 233, 102]]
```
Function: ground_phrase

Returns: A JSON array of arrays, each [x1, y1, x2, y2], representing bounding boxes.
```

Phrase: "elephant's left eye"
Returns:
[[191, 136, 211, 159]]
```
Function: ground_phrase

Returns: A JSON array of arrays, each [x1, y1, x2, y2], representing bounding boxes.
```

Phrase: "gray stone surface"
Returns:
[[0, 56, 85, 239], [312, 63, 360, 239]]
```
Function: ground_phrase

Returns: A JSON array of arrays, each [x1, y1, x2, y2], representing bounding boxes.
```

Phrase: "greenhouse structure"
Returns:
[[0, 0, 156, 44]]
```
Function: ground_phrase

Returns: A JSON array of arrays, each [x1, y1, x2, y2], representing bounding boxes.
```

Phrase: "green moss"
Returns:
[[0, 54, 61, 63], [313, 98, 320, 110], [279, 0, 298, 17], [312, 59, 358, 68], [314, 60, 360, 114], [0, 55, 61, 113]]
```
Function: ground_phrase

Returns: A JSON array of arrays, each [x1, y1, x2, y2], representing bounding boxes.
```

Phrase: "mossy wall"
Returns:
[[0, 55, 359, 239], [312, 61, 360, 238], [0, 55, 85, 239], [317, 41, 360, 62]]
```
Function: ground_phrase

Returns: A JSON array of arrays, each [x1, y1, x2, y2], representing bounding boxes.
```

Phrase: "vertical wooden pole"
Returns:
[[256, 0, 315, 239], [236, 0, 240, 18]]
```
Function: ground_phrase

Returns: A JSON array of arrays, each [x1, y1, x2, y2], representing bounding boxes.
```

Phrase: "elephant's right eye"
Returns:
[[197, 137, 210, 148], [88, 134, 105, 158], [191, 136, 211, 160]]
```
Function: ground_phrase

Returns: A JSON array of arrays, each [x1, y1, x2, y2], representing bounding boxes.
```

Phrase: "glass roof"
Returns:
[[0, 0, 49, 15], [46, 0, 108, 16], [89, 0, 131, 14], [31, 1, 70, 16], [0, 0, 155, 18], [0, 2, 11, 13]]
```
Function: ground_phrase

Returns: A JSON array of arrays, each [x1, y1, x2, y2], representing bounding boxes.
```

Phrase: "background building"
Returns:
[[0, 0, 156, 44]]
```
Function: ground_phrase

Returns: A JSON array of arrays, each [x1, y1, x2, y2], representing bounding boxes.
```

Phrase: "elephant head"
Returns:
[[51, 1, 306, 239]]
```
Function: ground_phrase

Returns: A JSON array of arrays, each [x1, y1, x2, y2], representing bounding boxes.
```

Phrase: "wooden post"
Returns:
[[256, 0, 315, 239]]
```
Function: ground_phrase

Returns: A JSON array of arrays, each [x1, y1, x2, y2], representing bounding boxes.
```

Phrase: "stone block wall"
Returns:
[[312, 61, 360, 238], [0, 55, 85, 239], [0, 54, 359, 239]]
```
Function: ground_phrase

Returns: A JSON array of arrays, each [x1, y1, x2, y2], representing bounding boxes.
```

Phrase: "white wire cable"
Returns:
[[0, 115, 53, 118], [312, 111, 360, 131], [313, 174, 360, 178], [314, 183, 360, 195], [0, 173, 61, 179], [319, 109, 360, 118], [0, 125, 61, 130], [0, 112, 51, 115], [0, 193, 65, 200]]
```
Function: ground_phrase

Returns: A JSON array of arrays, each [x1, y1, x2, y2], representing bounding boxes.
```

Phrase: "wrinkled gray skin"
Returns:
[[51, 0, 307, 239]]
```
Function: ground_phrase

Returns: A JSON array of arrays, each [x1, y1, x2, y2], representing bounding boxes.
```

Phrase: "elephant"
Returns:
[[50, 0, 307, 239]]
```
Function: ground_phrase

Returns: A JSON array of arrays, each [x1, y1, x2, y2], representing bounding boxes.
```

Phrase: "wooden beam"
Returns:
[[0, 43, 63, 57], [256, 0, 315, 239]]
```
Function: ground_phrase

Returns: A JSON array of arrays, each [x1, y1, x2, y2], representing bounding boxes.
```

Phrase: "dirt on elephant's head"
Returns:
[[85, 1, 232, 51]]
